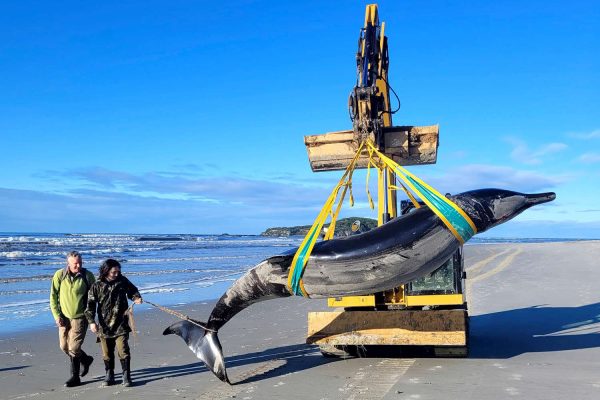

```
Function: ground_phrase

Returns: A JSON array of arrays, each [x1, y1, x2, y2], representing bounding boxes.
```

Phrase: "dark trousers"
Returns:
[[100, 334, 130, 362]]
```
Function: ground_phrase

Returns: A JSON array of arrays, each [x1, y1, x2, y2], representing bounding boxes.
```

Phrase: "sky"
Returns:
[[0, 0, 598, 237]]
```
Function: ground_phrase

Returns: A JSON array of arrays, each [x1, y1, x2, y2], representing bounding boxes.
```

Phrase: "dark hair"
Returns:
[[99, 259, 122, 280]]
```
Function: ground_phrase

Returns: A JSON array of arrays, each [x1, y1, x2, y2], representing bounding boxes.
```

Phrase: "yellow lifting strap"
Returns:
[[287, 141, 365, 296], [365, 141, 477, 244], [287, 140, 478, 297]]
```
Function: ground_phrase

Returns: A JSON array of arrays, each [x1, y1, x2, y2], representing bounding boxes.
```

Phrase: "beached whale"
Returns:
[[164, 188, 555, 383]]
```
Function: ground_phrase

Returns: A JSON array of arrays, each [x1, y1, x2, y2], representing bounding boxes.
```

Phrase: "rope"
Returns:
[[143, 299, 217, 332], [126, 303, 138, 345], [91, 298, 208, 349]]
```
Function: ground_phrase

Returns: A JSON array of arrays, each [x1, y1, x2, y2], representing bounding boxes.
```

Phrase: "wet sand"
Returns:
[[2, 241, 600, 400]]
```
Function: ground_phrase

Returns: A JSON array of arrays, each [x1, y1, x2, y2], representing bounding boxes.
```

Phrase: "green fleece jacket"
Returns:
[[50, 268, 96, 320]]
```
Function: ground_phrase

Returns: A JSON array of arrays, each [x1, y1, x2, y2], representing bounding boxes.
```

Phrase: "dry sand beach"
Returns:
[[2, 241, 600, 400]]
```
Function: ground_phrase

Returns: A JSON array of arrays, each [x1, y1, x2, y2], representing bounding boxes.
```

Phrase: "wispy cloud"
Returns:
[[15, 161, 574, 234], [41, 162, 567, 213], [8, 181, 592, 236], [47, 166, 337, 209], [577, 153, 600, 164], [421, 164, 564, 195], [504, 137, 568, 165], [569, 129, 600, 140], [0, 186, 324, 234]]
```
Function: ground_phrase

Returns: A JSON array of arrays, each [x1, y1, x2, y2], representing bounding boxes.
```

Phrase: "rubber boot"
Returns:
[[64, 356, 81, 387], [80, 352, 94, 377], [103, 359, 115, 386], [120, 358, 132, 387]]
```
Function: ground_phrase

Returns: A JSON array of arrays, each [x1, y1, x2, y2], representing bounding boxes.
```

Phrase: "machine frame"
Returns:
[[305, 4, 469, 357]]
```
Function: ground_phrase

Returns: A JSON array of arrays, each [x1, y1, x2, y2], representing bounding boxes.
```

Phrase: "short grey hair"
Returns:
[[67, 251, 82, 260]]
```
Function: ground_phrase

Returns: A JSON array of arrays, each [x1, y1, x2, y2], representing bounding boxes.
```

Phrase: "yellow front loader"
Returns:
[[304, 4, 468, 357]]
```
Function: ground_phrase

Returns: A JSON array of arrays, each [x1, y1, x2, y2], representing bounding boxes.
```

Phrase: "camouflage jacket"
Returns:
[[85, 275, 141, 338]]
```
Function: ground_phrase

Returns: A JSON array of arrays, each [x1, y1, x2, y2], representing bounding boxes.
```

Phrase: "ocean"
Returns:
[[0, 233, 302, 335], [0, 232, 585, 335]]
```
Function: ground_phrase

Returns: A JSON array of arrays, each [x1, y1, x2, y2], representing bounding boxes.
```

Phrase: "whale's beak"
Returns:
[[525, 192, 556, 206]]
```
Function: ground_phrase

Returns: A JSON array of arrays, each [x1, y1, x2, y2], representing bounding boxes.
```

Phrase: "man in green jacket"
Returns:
[[50, 251, 96, 387]]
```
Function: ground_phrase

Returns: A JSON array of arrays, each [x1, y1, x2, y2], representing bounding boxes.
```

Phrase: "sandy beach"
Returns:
[[2, 241, 600, 400]]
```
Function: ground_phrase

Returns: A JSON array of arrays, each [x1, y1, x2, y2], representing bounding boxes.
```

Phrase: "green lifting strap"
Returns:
[[287, 141, 365, 297], [367, 141, 477, 244], [288, 140, 478, 297]]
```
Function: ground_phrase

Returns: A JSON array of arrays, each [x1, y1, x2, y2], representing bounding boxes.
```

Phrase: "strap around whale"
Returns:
[[287, 141, 366, 297], [365, 141, 477, 244], [287, 140, 478, 297]]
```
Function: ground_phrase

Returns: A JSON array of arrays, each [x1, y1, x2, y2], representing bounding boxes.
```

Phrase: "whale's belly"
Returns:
[[301, 226, 459, 297]]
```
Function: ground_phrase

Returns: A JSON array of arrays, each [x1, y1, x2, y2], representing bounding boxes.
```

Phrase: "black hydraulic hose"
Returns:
[[379, 74, 401, 115]]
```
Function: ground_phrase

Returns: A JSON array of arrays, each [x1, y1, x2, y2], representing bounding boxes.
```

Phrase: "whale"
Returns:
[[163, 188, 556, 383]]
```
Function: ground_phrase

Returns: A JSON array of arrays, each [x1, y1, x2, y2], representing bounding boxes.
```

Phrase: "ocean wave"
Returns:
[[0, 246, 165, 259], [136, 236, 184, 242], [1, 274, 55, 283], [0, 299, 49, 309], [0, 236, 49, 243], [0, 233, 300, 333], [124, 255, 249, 264], [0, 267, 248, 284], [1, 251, 27, 258], [0, 288, 48, 295], [126, 267, 244, 277], [1, 253, 254, 268], [137, 271, 243, 291], [0, 275, 241, 311], [195, 282, 216, 288], [139, 287, 190, 294]]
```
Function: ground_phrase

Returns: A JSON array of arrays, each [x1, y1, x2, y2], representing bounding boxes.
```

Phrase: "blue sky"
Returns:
[[1, 1, 598, 237]]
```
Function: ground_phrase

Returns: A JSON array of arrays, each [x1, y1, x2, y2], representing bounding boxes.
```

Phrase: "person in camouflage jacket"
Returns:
[[85, 259, 142, 387]]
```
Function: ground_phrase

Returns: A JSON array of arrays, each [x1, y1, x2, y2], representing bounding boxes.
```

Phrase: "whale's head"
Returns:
[[453, 188, 556, 233]]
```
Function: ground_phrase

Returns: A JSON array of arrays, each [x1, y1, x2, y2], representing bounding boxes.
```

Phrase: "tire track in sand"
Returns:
[[467, 247, 523, 290], [465, 248, 512, 277], [339, 358, 415, 399]]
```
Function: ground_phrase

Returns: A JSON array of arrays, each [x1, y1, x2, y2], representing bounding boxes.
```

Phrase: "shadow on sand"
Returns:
[[129, 302, 600, 385], [0, 365, 30, 372], [469, 302, 600, 358], [130, 343, 334, 386]]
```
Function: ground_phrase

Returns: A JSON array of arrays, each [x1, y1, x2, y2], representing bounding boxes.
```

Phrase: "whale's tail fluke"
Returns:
[[163, 321, 230, 384]]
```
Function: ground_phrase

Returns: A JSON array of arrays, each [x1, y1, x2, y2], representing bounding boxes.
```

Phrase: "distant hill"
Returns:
[[261, 217, 378, 237]]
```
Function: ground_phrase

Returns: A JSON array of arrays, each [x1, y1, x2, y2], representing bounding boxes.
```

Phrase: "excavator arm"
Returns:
[[349, 4, 393, 148]]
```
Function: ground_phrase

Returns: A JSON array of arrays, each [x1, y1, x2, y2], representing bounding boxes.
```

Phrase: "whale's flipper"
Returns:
[[163, 321, 230, 384]]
